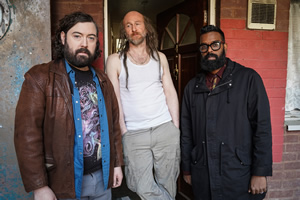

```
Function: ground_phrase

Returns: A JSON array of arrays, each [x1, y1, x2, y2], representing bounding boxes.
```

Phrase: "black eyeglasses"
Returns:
[[199, 41, 225, 53]]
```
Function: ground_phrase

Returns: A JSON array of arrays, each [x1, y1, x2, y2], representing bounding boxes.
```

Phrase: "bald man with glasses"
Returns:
[[180, 25, 272, 200]]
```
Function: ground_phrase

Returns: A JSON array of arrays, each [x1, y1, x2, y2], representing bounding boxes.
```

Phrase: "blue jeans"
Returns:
[[61, 169, 111, 200]]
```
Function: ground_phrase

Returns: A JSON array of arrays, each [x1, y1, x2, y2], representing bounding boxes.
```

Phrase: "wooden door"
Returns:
[[157, 0, 208, 199], [157, 0, 207, 103]]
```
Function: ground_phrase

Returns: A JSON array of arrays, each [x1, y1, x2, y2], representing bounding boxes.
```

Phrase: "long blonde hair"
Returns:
[[118, 14, 161, 89]]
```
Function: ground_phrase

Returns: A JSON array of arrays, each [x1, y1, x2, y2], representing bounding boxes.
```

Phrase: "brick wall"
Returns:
[[266, 129, 300, 200], [220, 0, 290, 162], [220, 0, 300, 199], [50, 0, 104, 70]]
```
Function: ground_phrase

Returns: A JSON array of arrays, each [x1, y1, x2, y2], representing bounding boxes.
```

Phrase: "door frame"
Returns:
[[103, 0, 219, 67], [104, 0, 109, 67]]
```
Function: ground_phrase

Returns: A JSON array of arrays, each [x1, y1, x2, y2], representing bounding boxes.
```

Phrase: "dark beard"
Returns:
[[201, 50, 226, 72], [63, 43, 95, 68]]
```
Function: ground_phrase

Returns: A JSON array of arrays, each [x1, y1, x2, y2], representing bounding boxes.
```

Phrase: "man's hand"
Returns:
[[113, 166, 123, 188], [183, 175, 192, 185], [33, 186, 57, 200], [248, 176, 267, 195]]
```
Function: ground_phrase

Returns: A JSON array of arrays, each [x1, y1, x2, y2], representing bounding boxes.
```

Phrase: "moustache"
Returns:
[[75, 48, 91, 56], [204, 53, 218, 60], [131, 32, 142, 36]]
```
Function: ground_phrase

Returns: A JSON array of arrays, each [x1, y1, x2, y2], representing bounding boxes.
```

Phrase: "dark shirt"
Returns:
[[205, 64, 227, 90], [72, 66, 102, 174]]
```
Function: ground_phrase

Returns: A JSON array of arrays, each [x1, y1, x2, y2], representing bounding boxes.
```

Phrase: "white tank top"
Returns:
[[119, 55, 172, 130]]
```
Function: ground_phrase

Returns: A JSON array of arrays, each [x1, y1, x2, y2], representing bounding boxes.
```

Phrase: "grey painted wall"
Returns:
[[0, 0, 51, 199]]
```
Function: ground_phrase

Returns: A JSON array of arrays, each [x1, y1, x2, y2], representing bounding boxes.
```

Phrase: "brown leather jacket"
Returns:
[[14, 59, 123, 198]]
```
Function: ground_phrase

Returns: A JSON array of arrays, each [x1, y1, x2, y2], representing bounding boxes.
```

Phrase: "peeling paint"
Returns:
[[0, 162, 33, 199], [0, 0, 51, 198]]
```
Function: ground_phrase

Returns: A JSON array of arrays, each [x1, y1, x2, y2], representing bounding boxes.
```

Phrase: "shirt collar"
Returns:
[[64, 59, 96, 77], [206, 62, 227, 81]]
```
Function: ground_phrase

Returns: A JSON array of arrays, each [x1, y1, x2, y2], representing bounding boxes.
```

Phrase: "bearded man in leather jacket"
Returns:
[[180, 25, 272, 200], [14, 12, 123, 200]]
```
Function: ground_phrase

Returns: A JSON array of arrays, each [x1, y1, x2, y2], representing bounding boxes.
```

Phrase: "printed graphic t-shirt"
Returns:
[[73, 67, 102, 174]]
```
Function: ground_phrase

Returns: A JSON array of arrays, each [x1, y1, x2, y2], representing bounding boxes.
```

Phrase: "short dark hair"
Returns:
[[52, 12, 101, 59], [200, 25, 225, 42]]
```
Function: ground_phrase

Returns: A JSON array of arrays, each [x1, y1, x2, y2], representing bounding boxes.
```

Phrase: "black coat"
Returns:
[[181, 58, 272, 200]]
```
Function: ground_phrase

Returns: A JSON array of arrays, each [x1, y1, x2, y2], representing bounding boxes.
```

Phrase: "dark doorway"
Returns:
[[108, 0, 209, 199], [157, 1, 208, 198], [107, 0, 184, 55]]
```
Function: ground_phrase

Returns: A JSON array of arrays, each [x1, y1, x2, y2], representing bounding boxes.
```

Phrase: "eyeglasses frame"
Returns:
[[199, 41, 225, 53]]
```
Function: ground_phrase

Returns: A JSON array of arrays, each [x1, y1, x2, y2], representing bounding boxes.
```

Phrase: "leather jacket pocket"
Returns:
[[45, 156, 55, 171]]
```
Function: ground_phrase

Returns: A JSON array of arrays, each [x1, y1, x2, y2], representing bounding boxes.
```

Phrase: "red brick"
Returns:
[[270, 98, 286, 108], [284, 162, 300, 170], [273, 144, 284, 154], [255, 40, 288, 51], [221, 8, 234, 19], [53, 2, 102, 16], [221, 0, 247, 8], [285, 144, 300, 153], [270, 171, 284, 180], [226, 39, 246, 50], [229, 50, 287, 63], [277, 0, 291, 10], [287, 131, 300, 135], [273, 134, 284, 145], [270, 120, 285, 131], [224, 29, 263, 40], [271, 117, 285, 125], [262, 31, 289, 40], [86, 0, 103, 2], [263, 69, 287, 79], [284, 135, 299, 143], [267, 180, 282, 189], [282, 179, 300, 189], [221, 8, 247, 19], [273, 162, 284, 170], [248, 60, 287, 70], [259, 50, 288, 62], [268, 190, 294, 198], [61, 0, 83, 1], [272, 127, 285, 138], [282, 153, 298, 162], [266, 88, 286, 98], [273, 79, 287, 88], [229, 40, 288, 52], [220, 19, 246, 29], [294, 190, 300, 200], [264, 79, 274, 88], [276, 9, 290, 21], [284, 170, 300, 179], [276, 21, 289, 33], [273, 152, 283, 162]]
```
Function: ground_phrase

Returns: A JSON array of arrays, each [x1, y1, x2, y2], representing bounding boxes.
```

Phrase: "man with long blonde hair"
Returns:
[[106, 11, 180, 200]]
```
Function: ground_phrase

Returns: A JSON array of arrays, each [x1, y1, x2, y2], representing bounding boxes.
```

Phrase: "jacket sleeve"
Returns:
[[180, 81, 194, 173], [14, 70, 48, 192], [247, 71, 273, 176], [107, 77, 124, 167]]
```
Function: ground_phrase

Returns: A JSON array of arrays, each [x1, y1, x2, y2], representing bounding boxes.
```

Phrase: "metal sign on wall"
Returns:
[[0, 0, 12, 40]]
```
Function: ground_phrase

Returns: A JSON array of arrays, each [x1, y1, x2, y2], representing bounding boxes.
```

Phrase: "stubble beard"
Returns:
[[127, 32, 146, 46]]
